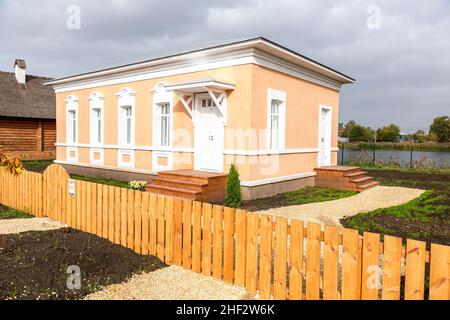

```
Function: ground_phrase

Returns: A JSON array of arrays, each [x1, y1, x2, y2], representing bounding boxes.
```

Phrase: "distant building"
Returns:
[[0, 59, 56, 159]]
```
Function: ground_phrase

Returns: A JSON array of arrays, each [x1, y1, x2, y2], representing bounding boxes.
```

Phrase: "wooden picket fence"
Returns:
[[0, 164, 449, 300]]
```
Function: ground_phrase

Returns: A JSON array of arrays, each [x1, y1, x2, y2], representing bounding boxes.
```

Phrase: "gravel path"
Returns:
[[0, 218, 66, 235], [85, 266, 254, 300], [257, 186, 425, 227]]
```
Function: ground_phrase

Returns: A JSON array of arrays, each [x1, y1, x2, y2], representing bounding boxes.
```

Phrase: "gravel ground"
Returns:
[[257, 186, 425, 227], [85, 265, 254, 300], [0, 217, 66, 235]]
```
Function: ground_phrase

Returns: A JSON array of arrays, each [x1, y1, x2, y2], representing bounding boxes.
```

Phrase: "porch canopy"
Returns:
[[163, 78, 235, 121]]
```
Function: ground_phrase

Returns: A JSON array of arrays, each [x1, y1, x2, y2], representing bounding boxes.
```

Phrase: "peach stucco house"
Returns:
[[46, 38, 354, 200]]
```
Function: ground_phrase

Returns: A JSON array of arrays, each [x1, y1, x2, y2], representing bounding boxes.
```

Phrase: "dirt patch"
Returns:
[[372, 213, 450, 245], [0, 228, 166, 300]]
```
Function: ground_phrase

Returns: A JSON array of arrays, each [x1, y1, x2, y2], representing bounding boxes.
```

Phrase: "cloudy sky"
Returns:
[[1, 0, 449, 132]]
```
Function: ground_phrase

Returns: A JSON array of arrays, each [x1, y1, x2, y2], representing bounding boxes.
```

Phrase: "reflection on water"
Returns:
[[338, 149, 450, 168]]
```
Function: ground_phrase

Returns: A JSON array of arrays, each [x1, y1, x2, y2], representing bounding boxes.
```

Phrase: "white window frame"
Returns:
[[88, 92, 104, 147], [65, 95, 78, 145], [152, 83, 174, 150], [266, 89, 286, 151], [116, 88, 136, 148]]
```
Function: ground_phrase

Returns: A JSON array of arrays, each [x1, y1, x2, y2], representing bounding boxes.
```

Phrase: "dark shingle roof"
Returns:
[[0, 71, 55, 119]]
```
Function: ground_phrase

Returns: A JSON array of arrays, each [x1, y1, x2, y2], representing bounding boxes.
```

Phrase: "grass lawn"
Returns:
[[0, 204, 33, 220], [241, 187, 357, 211], [71, 175, 130, 189], [22, 160, 132, 188], [341, 169, 450, 245], [22, 160, 54, 173]]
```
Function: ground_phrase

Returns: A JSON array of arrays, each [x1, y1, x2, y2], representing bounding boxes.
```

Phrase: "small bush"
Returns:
[[0, 153, 24, 175], [225, 164, 242, 208], [128, 180, 148, 191]]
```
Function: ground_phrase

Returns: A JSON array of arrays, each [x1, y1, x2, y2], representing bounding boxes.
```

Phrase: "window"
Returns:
[[267, 89, 286, 151], [89, 92, 104, 146], [68, 110, 77, 144], [152, 84, 173, 148], [65, 95, 78, 145], [159, 103, 171, 147], [123, 106, 132, 145], [116, 88, 135, 147], [269, 100, 280, 149]]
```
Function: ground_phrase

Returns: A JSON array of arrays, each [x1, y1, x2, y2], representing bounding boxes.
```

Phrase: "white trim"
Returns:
[[66, 147, 78, 163], [56, 143, 327, 156], [89, 148, 104, 165], [224, 148, 319, 156], [318, 105, 333, 167], [164, 80, 236, 92], [47, 39, 353, 90], [267, 89, 287, 151], [48, 43, 350, 94], [241, 172, 316, 187], [55, 160, 157, 175], [118, 149, 135, 169], [152, 151, 173, 172]]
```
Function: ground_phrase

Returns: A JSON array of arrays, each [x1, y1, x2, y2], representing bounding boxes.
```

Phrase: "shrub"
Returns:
[[128, 180, 147, 191], [0, 153, 24, 175], [225, 164, 242, 208]]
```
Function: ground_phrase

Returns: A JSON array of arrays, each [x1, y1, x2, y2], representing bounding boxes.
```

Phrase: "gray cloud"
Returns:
[[1, 0, 449, 131]]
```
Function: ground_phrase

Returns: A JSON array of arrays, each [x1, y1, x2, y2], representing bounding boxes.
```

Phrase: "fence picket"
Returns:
[[342, 228, 360, 300], [114, 187, 121, 245], [164, 196, 173, 263], [149, 194, 158, 256], [134, 191, 142, 254], [192, 201, 202, 273], [404, 239, 427, 300], [306, 223, 321, 300], [202, 203, 213, 276], [141, 192, 150, 256], [381, 235, 402, 300], [212, 205, 224, 280], [259, 214, 273, 299], [273, 217, 288, 300], [323, 225, 339, 300], [127, 189, 135, 250], [245, 212, 259, 294], [429, 244, 450, 300], [234, 209, 247, 287], [172, 198, 183, 266], [361, 232, 381, 300], [156, 195, 166, 261], [223, 207, 235, 284], [182, 199, 192, 269], [120, 188, 127, 247]]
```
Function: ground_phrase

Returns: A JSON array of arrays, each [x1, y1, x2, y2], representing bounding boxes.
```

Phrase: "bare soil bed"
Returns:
[[0, 228, 166, 300]]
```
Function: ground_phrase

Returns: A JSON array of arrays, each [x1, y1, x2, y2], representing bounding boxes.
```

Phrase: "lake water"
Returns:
[[338, 149, 450, 167]]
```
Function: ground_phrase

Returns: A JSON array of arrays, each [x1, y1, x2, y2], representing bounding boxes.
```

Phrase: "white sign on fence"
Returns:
[[68, 179, 76, 196]]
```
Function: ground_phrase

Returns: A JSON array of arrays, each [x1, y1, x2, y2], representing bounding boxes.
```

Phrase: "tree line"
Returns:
[[340, 116, 450, 143]]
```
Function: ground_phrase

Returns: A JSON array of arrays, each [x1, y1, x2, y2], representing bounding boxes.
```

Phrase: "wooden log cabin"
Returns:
[[0, 60, 56, 160]]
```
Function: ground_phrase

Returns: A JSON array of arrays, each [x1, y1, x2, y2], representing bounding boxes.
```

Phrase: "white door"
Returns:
[[318, 106, 332, 167], [194, 95, 224, 172]]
